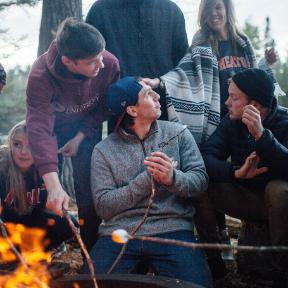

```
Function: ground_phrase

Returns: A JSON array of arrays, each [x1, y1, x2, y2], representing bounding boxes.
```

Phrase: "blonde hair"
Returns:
[[196, 0, 240, 54], [6, 121, 32, 215]]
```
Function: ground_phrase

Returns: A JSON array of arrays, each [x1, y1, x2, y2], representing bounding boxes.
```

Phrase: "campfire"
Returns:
[[0, 222, 51, 287]]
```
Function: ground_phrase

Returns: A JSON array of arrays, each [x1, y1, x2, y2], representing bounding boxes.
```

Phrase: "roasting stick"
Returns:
[[0, 217, 29, 270], [107, 176, 156, 274], [63, 210, 98, 288], [0, 217, 47, 287], [112, 229, 288, 253]]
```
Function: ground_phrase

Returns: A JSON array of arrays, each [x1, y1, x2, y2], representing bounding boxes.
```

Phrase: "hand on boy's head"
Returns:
[[141, 78, 160, 89], [242, 105, 264, 140], [144, 151, 174, 186]]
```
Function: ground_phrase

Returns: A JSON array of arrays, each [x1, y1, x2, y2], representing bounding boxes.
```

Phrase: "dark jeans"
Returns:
[[57, 125, 102, 252], [195, 180, 288, 272], [82, 230, 213, 288]]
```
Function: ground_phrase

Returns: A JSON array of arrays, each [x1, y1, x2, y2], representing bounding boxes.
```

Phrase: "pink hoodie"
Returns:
[[26, 41, 120, 176]]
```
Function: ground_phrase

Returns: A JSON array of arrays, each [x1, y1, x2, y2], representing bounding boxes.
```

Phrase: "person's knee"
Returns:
[[265, 180, 288, 208]]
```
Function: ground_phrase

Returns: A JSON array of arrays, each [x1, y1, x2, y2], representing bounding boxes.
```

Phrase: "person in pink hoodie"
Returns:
[[26, 18, 120, 250]]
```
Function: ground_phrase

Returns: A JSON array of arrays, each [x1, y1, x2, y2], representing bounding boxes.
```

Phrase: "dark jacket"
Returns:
[[26, 41, 120, 176], [0, 151, 75, 249], [0, 167, 47, 223], [86, 0, 188, 78], [201, 99, 288, 188]]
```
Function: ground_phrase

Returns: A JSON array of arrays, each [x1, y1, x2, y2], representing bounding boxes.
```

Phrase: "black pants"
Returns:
[[57, 125, 102, 252], [195, 181, 288, 272]]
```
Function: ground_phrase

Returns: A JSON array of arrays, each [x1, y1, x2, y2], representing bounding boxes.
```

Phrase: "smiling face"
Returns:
[[132, 81, 162, 123], [62, 49, 105, 78], [226, 80, 250, 120], [207, 0, 227, 37], [11, 131, 34, 172]]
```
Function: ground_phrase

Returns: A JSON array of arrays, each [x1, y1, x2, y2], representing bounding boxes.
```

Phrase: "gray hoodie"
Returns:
[[91, 120, 208, 236]]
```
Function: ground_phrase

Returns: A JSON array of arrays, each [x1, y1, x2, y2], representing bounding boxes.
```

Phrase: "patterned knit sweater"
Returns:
[[162, 31, 282, 145]]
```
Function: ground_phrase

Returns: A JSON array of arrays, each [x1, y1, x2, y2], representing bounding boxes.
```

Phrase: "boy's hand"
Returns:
[[144, 151, 174, 186]]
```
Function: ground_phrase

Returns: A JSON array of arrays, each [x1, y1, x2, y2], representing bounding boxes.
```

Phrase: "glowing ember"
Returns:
[[0, 223, 51, 287]]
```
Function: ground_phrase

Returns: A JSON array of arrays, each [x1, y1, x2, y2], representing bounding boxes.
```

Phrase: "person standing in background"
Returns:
[[86, 0, 188, 126], [144, 0, 280, 145]]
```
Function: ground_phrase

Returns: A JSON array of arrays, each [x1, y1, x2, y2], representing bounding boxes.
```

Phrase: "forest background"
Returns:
[[1, 0, 288, 136]]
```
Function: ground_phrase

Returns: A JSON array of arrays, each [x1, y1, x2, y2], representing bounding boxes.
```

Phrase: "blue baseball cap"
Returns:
[[107, 77, 142, 118]]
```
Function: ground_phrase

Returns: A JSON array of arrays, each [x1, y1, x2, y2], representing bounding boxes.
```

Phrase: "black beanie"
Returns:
[[232, 68, 275, 108]]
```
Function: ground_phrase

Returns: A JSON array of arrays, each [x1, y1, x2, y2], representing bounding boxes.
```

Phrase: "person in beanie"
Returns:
[[198, 68, 288, 283], [26, 18, 120, 251], [83, 77, 212, 287], [0, 63, 6, 94]]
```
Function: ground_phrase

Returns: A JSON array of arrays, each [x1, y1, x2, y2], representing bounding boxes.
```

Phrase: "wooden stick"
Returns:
[[107, 177, 156, 274], [0, 217, 29, 269], [63, 210, 98, 288], [0, 217, 46, 287], [130, 233, 288, 252]]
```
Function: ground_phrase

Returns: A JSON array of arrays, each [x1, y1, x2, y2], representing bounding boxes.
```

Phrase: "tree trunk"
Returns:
[[37, 0, 82, 56]]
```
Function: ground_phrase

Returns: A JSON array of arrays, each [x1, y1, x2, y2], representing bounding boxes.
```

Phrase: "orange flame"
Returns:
[[0, 223, 52, 287]]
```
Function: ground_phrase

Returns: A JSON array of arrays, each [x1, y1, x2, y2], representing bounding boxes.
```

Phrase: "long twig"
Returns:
[[0, 217, 28, 269], [63, 210, 98, 288], [129, 233, 288, 253], [0, 217, 46, 287], [107, 177, 156, 274]]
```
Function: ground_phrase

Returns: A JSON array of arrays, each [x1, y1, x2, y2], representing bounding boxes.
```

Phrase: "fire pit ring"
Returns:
[[51, 273, 204, 288]]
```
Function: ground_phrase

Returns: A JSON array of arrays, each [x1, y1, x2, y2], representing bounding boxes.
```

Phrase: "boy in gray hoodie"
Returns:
[[86, 77, 212, 287]]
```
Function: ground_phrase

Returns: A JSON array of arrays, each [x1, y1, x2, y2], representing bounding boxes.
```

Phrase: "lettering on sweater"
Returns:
[[218, 56, 249, 71], [4, 184, 46, 207], [53, 94, 101, 115]]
